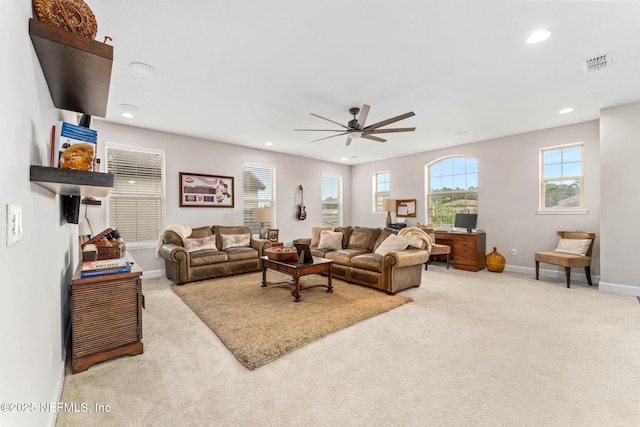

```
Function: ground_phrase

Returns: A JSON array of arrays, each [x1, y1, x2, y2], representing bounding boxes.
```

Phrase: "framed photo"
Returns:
[[179, 172, 234, 207], [267, 229, 279, 242], [396, 199, 417, 217]]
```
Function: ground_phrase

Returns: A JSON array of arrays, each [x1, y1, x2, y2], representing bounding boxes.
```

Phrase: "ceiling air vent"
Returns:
[[582, 52, 612, 73]]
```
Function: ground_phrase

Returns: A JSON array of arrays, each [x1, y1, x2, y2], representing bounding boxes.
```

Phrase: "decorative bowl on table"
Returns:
[[265, 246, 299, 261]]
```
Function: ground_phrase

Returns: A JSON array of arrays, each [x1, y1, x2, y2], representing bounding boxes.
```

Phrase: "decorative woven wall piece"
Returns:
[[33, 0, 98, 39]]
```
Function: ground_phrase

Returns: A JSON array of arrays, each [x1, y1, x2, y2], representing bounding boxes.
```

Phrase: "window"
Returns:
[[427, 157, 478, 226], [322, 173, 342, 226], [105, 144, 165, 245], [243, 163, 275, 235], [374, 171, 390, 211], [541, 143, 583, 209]]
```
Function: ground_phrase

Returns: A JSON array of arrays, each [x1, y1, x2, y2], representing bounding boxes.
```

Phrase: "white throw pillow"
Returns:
[[221, 233, 251, 249], [318, 231, 343, 251], [554, 238, 592, 256], [183, 234, 217, 252], [374, 234, 410, 256]]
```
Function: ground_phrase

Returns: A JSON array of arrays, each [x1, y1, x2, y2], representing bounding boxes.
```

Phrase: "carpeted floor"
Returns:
[[56, 267, 640, 426], [170, 271, 412, 369]]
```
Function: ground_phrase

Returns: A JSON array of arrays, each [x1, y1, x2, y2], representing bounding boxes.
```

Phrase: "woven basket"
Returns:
[[33, 0, 98, 39]]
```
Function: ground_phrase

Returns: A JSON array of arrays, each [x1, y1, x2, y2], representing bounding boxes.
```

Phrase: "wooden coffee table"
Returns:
[[261, 256, 334, 302]]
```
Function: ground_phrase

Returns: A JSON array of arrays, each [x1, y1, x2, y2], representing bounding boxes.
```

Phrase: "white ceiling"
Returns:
[[89, 0, 640, 165]]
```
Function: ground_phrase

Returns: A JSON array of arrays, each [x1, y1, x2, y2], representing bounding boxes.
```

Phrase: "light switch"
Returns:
[[6, 204, 23, 247]]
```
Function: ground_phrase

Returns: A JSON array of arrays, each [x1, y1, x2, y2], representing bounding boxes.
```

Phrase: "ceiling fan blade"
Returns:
[[361, 134, 386, 143], [310, 113, 349, 129], [366, 127, 416, 134], [364, 111, 415, 131], [294, 129, 345, 132], [311, 132, 348, 142], [356, 104, 370, 129]]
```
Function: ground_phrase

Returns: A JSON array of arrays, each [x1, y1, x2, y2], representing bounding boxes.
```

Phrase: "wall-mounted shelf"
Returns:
[[28, 18, 113, 117], [30, 165, 114, 198]]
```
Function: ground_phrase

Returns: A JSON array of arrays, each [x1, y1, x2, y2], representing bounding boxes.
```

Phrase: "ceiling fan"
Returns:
[[294, 104, 416, 146]]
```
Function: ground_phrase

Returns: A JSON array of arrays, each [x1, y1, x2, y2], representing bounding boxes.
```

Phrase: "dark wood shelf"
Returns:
[[30, 165, 114, 198], [28, 18, 113, 117]]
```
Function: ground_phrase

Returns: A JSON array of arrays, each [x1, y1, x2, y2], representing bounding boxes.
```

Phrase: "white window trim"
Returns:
[[321, 172, 343, 226], [539, 142, 585, 214], [373, 170, 390, 213]]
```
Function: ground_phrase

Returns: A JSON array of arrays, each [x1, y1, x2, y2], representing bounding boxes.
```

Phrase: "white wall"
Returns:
[[1, 1, 75, 426], [599, 101, 640, 296], [87, 120, 352, 275], [351, 121, 601, 277]]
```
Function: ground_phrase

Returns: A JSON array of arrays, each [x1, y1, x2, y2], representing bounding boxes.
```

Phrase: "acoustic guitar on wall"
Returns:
[[297, 185, 307, 220]]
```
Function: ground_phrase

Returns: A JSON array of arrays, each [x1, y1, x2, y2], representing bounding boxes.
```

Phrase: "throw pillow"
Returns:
[[318, 231, 343, 251], [183, 234, 218, 253], [311, 226, 334, 247], [554, 238, 592, 256], [374, 234, 410, 256], [221, 233, 251, 250]]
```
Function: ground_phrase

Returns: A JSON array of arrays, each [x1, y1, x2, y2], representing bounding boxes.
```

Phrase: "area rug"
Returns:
[[171, 271, 412, 370]]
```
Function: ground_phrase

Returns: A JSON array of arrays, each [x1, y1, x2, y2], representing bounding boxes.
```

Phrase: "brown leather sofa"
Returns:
[[158, 225, 272, 285], [295, 226, 431, 295]]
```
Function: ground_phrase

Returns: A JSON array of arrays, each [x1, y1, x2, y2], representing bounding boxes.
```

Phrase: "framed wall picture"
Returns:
[[179, 172, 234, 207], [267, 229, 279, 242], [396, 199, 417, 217]]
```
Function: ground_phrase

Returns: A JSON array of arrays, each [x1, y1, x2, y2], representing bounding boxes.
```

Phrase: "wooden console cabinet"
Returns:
[[71, 255, 143, 373], [434, 232, 486, 272]]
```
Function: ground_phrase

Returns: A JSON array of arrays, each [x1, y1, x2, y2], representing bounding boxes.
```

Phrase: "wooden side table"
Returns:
[[71, 254, 144, 373], [270, 241, 284, 247]]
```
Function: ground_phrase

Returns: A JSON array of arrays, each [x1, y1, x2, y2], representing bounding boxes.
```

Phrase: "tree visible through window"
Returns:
[[541, 144, 583, 209], [374, 171, 390, 211], [428, 157, 478, 226], [322, 174, 342, 226], [105, 144, 165, 244]]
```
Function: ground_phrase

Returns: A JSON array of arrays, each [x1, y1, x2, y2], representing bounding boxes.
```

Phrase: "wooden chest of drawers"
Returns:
[[434, 232, 486, 272]]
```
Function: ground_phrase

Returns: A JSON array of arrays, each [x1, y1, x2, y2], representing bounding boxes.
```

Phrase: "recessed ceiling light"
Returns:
[[130, 62, 156, 75], [119, 103, 140, 111], [121, 112, 134, 119], [558, 107, 574, 114], [341, 157, 348, 161], [265, 142, 273, 146], [527, 29, 551, 44]]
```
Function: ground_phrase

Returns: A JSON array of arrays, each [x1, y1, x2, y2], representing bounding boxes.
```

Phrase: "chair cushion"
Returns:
[[318, 231, 343, 251], [535, 251, 591, 267], [430, 243, 450, 256], [554, 238, 592, 256]]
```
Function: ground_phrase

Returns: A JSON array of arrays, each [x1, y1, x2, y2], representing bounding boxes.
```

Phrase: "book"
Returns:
[[82, 257, 130, 271], [55, 121, 97, 171], [80, 266, 132, 278]]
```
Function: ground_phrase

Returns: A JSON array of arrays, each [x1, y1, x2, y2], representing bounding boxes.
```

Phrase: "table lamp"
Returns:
[[382, 199, 396, 227], [253, 207, 270, 239]]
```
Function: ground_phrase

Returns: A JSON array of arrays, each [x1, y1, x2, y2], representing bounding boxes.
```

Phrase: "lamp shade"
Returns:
[[253, 207, 270, 223], [382, 199, 396, 212]]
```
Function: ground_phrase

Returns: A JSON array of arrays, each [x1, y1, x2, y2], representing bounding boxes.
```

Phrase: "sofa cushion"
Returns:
[[554, 238, 592, 256], [311, 226, 334, 247], [335, 226, 353, 248], [374, 234, 410, 256], [225, 246, 259, 261], [184, 234, 218, 252], [348, 227, 382, 252], [189, 226, 214, 239], [318, 231, 343, 251], [222, 233, 251, 249], [351, 253, 384, 273], [325, 249, 367, 267], [190, 249, 228, 266]]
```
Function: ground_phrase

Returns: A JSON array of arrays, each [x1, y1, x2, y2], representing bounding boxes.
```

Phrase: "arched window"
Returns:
[[427, 156, 478, 227]]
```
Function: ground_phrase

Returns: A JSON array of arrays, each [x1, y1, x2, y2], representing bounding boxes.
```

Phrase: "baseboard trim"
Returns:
[[598, 281, 640, 297], [504, 264, 600, 285], [142, 269, 165, 279]]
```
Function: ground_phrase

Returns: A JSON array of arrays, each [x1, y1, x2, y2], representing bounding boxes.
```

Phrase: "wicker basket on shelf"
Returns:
[[33, 0, 98, 39]]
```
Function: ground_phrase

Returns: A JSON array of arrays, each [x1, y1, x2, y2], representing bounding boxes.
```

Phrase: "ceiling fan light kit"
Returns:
[[295, 104, 416, 146]]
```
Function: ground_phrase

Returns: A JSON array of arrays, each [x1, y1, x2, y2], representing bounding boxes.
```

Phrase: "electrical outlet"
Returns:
[[6, 204, 23, 247], [510, 249, 516, 256]]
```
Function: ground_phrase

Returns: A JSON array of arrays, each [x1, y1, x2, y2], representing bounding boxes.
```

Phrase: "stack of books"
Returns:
[[80, 258, 132, 278]]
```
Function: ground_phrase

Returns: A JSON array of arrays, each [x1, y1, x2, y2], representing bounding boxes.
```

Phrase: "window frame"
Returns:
[[538, 142, 588, 215], [321, 173, 343, 227], [426, 156, 478, 227], [242, 162, 276, 236], [104, 142, 166, 248], [373, 171, 390, 212]]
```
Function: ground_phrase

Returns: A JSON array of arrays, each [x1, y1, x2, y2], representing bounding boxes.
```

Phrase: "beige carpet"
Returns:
[[170, 271, 412, 370]]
